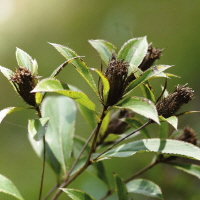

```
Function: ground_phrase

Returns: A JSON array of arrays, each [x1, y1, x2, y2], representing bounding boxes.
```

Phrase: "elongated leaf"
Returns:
[[140, 82, 156, 103], [89, 39, 117, 65], [0, 174, 24, 200], [116, 97, 159, 124], [127, 179, 163, 199], [61, 188, 96, 200], [16, 48, 38, 75], [0, 107, 26, 124], [168, 163, 200, 179], [50, 43, 98, 95], [42, 96, 77, 175], [99, 111, 110, 136], [124, 118, 150, 138], [125, 65, 171, 95], [98, 139, 200, 161], [28, 117, 49, 141], [159, 121, 168, 139], [91, 68, 110, 103], [32, 78, 96, 112], [0, 66, 17, 91], [114, 174, 128, 200], [159, 116, 178, 130], [117, 37, 148, 74]]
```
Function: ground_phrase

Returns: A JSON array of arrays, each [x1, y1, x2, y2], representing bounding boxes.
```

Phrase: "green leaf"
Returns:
[[32, 78, 96, 112], [159, 116, 178, 130], [99, 111, 110, 136], [91, 68, 110, 104], [28, 117, 49, 141], [125, 65, 171, 96], [114, 174, 128, 200], [42, 96, 77, 175], [117, 37, 148, 74], [99, 139, 200, 160], [140, 82, 156, 103], [0, 174, 24, 200], [0, 107, 26, 124], [98, 139, 200, 161], [168, 163, 200, 179], [28, 133, 61, 175], [0, 66, 17, 91], [124, 118, 150, 138], [16, 48, 38, 75], [127, 179, 163, 199], [116, 97, 159, 124], [50, 43, 98, 95], [88, 39, 117, 65], [61, 188, 96, 200], [159, 121, 168, 139]]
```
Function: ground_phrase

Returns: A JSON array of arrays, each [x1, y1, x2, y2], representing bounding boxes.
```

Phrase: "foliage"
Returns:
[[0, 36, 200, 200]]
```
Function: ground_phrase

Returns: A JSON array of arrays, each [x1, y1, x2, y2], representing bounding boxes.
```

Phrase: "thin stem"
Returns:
[[51, 106, 108, 200], [93, 120, 152, 162], [36, 107, 46, 200], [43, 183, 59, 200]]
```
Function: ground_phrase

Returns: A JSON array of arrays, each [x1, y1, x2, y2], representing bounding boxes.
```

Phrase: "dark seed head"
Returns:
[[177, 127, 197, 145], [138, 44, 163, 71], [99, 53, 129, 106], [10, 66, 38, 107], [156, 84, 194, 118]]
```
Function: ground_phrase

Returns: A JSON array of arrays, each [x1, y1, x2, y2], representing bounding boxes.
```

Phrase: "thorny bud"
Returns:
[[156, 84, 194, 118], [177, 126, 197, 145], [99, 53, 129, 106], [138, 44, 163, 72], [10, 66, 38, 107], [105, 109, 134, 135]]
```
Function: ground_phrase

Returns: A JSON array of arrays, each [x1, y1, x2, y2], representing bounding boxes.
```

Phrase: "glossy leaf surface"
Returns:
[[116, 97, 159, 124], [127, 179, 163, 199], [0, 174, 24, 200]]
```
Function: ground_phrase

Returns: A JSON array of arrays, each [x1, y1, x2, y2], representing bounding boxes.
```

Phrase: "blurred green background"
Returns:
[[1, 0, 200, 199]]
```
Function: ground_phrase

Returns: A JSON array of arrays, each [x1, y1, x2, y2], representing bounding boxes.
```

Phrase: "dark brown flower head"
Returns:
[[156, 84, 194, 118], [138, 44, 163, 71], [99, 53, 129, 106], [177, 127, 197, 145], [105, 109, 134, 135], [10, 66, 38, 107]]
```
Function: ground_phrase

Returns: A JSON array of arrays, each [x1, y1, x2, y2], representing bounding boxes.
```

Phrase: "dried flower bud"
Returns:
[[177, 127, 197, 145], [105, 109, 134, 135], [156, 84, 194, 118], [99, 53, 129, 106], [10, 66, 38, 107], [138, 44, 163, 71]]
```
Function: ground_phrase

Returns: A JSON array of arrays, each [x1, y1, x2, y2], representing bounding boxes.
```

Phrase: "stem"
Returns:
[[51, 106, 108, 200], [43, 183, 59, 200], [36, 107, 46, 200], [93, 120, 152, 162]]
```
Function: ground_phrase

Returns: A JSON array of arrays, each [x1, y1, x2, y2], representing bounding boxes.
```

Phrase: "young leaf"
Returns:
[[126, 179, 163, 200], [42, 96, 77, 175], [117, 37, 148, 74], [159, 116, 178, 130], [91, 68, 110, 104], [168, 163, 200, 179], [88, 39, 117, 65], [114, 173, 128, 200], [0, 107, 26, 124], [32, 78, 96, 112], [115, 97, 159, 124], [28, 117, 49, 141], [61, 188, 96, 200], [140, 82, 156, 103], [98, 139, 200, 161], [125, 65, 171, 96], [0, 174, 24, 200], [16, 48, 38, 75], [0, 66, 16, 91], [50, 43, 98, 95], [123, 118, 150, 138]]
